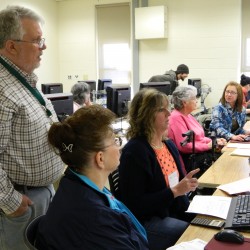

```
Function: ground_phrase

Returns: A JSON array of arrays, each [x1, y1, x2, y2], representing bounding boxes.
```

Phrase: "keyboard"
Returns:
[[224, 194, 250, 232]]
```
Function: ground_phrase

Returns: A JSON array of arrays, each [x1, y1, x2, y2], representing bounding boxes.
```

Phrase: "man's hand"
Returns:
[[8, 195, 33, 217]]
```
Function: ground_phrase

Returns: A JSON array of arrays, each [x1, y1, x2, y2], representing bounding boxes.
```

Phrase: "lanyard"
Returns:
[[0, 57, 52, 118]]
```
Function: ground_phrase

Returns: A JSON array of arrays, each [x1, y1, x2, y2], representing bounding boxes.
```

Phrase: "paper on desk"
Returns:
[[186, 195, 231, 219], [230, 148, 250, 156], [166, 238, 207, 250], [226, 143, 250, 149], [217, 177, 250, 195]]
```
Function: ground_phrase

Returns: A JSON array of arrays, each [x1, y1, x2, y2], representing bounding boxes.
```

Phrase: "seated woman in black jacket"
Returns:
[[118, 88, 199, 250], [35, 105, 148, 250]]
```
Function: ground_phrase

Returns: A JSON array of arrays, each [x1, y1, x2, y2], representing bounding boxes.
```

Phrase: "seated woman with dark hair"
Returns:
[[240, 74, 250, 111], [168, 85, 226, 174], [210, 81, 250, 141], [118, 88, 199, 250], [35, 105, 148, 250]]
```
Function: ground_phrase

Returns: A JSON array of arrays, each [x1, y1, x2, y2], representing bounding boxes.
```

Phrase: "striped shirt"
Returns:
[[0, 56, 64, 214]]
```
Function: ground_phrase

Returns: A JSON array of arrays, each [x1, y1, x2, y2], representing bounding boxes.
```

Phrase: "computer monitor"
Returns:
[[78, 80, 96, 101], [106, 84, 131, 117], [45, 93, 73, 122], [188, 78, 202, 97], [41, 83, 63, 94], [139, 82, 171, 95], [98, 79, 112, 91], [78, 80, 96, 93]]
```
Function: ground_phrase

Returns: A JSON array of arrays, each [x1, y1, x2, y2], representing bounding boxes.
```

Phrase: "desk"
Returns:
[[176, 189, 250, 244], [198, 151, 250, 188]]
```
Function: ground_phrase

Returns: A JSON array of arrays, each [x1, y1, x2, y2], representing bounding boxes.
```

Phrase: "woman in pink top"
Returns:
[[168, 85, 226, 174]]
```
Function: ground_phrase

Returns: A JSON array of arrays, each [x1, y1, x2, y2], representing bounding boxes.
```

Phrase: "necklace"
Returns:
[[150, 142, 163, 149]]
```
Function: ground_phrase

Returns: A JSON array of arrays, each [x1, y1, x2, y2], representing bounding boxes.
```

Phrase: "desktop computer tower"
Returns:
[[106, 84, 131, 117], [45, 93, 73, 121]]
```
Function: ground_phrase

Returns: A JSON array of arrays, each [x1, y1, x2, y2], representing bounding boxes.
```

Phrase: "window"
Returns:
[[241, 0, 250, 72], [96, 4, 131, 84], [103, 43, 131, 83], [246, 38, 250, 68]]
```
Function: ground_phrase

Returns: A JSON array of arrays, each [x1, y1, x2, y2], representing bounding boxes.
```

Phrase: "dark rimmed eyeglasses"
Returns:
[[13, 38, 45, 49]]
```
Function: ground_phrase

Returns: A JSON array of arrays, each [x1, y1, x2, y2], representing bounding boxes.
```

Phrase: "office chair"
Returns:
[[25, 215, 44, 250], [197, 113, 212, 137], [108, 168, 120, 199]]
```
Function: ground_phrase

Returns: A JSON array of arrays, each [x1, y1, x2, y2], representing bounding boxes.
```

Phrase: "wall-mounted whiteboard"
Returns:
[[135, 6, 167, 39]]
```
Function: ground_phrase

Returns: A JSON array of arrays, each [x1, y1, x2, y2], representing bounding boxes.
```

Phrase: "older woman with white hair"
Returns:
[[168, 85, 226, 174], [71, 82, 92, 112]]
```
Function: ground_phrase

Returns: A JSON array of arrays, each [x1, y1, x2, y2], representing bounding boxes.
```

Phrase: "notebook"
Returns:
[[205, 236, 250, 250]]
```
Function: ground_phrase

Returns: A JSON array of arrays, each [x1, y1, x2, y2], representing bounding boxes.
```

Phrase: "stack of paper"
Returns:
[[167, 239, 207, 250], [226, 143, 250, 149], [186, 195, 231, 219], [217, 177, 250, 195], [230, 148, 250, 156]]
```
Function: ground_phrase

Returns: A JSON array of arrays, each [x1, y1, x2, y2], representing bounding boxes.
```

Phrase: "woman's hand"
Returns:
[[216, 138, 227, 146], [171, 168, 200, 198], [231, 134, 246, 141]]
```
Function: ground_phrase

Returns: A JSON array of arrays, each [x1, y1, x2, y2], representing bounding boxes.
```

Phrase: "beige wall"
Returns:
[[57, 0, 132, 93], [1, 0, 242, 107], [0, 0, 60, 89], [52, 0, 243, 107], [142, 0, 241, 107]]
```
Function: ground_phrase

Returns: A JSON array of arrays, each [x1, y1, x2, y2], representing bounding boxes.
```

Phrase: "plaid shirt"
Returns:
[[210, 102, 246, 140], [0, 56, 64, 214]]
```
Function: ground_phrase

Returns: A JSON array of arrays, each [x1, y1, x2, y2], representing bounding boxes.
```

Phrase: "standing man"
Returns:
[[148, 64, 189, 94], [0, 6, 64, 250]]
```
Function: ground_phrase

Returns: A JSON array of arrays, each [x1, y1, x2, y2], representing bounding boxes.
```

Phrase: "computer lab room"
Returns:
[[1, 0, 250, 249]]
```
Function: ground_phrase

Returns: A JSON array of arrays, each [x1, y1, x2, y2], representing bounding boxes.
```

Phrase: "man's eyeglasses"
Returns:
[[13, 38, 45, 49], [225, 90, 237, 96]]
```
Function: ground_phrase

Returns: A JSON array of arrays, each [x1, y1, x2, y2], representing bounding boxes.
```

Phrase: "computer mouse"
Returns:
[[244, 136, 250, 142], [214, 229, 244, 244]]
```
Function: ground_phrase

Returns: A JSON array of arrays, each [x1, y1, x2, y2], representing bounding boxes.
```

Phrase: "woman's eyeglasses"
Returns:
[[103, 137, 122, 148], [225, 90, 237, 96]]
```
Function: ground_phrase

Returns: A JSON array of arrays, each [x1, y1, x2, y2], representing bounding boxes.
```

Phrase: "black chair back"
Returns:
[[25, 215, 44, 250], [108, 169, 120, 199]]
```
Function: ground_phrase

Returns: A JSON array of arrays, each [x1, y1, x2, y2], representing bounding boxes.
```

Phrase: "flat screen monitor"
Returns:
[[106, 84, 131, 117], [139, 82, 171, 95], [45, 93, 73, 122], [98, 79, 112, 91], [78, 80, 96, 101], [188, 78, 202, 97], [78, 80, 96, 93], [41, 83, 63, 94]]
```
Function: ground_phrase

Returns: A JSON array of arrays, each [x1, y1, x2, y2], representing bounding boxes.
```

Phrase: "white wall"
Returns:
[[1, 0, 242, 107], [140, 0, 241, 107], [57, 0, 131, 92], [56, 0, 242, 106], [0, 0, 59, 90]]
